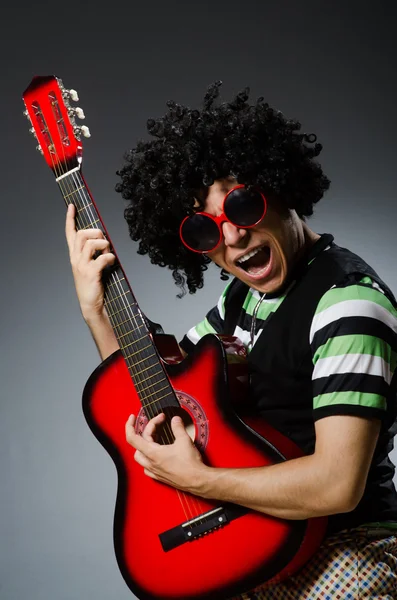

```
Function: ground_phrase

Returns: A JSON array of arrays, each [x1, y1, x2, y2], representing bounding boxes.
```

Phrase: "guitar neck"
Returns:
[[56, 168, 179, 413]]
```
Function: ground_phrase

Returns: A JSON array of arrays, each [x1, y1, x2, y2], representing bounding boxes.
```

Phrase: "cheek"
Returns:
[[271, 237, 289, 274], [205, 247, 224, 266]]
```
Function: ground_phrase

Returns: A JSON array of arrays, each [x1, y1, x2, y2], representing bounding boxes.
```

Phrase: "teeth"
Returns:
[[237, 246, 263, 264]]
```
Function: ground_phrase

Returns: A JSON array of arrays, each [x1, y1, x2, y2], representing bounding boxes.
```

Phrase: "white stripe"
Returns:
[[372, 281, 386, 295], [310, 299, 397, 344], [55, 166, 80, 181], [248, 288, 280, 304], [186, 326, 201, 345], [313, 353, 392, 385], [234, 325, 262, 350], [217, 292, 226, 320]]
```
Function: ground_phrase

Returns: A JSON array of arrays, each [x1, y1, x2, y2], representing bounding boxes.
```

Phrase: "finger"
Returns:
[[125, 414, 136, 433], [73, 228, 105, 255], [142, 413, 166, 442], [143, 468, 158, 480], [65, 204, 77, 252], [94, 252, 117, 270], [171, 416, 189, 439], [125, 414, 137, 445], [125, 415, 149, 453], [80, 238, 111, 262], [134, 449, 152, 469]]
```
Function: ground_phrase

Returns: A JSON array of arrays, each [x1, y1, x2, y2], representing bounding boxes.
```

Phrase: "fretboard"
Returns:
[[56, 167, 179, 416]]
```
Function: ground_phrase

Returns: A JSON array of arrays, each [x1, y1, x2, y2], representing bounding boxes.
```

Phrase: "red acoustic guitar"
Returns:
[[23, 75, 327, 600]]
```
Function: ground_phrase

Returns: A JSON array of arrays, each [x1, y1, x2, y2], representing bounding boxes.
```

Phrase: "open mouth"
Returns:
[[236, 245, 272, 276]]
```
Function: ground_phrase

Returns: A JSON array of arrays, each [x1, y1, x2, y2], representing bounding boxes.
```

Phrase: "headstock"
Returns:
[[22, 76, 90, 176]]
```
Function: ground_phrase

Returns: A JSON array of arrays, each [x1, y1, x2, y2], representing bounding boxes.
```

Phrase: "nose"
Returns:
[[222, 221, 248, 246]]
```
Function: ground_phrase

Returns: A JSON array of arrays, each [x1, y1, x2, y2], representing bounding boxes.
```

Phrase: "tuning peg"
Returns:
[[75, 107, 85, 119], [80, 125, 91, 137], [62, 88, 79, 102], [74, 125, 91, 139], [29, 127, 37, 137], [23, 109, 31, 120], [69, 106, 85, 119], [36, 144, 43, 154], [69, 89, 79, 101]]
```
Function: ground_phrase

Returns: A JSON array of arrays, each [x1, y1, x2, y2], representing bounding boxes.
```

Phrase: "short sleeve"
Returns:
[[179, 281, 232, 354], [309, 279, 397, 422]]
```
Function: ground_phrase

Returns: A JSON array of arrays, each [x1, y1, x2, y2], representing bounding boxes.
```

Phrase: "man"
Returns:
[[66, 83, 397, 598]]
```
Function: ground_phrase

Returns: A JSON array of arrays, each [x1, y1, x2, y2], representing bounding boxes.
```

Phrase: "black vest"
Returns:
[[224, 234, 397, 533]]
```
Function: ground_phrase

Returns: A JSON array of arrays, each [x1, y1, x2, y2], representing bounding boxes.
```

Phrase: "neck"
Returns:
[[294, 221, 321, 264]]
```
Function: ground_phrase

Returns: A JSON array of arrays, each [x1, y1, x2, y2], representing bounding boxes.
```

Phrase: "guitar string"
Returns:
[[68, 171, 204, 521], [37, 95, 202, 522], [53, 124, 200, 521], [65, 171, 201, 522]]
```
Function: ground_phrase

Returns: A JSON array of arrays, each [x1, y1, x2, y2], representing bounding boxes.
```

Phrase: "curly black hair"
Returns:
[[115, 81, 330, 295]]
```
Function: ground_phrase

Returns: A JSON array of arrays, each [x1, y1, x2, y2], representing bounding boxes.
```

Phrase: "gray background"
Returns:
[[1, 1, 396, 598]]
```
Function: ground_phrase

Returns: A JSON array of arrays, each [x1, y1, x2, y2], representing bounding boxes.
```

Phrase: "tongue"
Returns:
[[244, 247, 270, 275]]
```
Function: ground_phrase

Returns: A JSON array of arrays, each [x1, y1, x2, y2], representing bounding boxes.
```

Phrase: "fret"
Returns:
[[124, 343, 153, 361], [135, 370, 168, 385], [114, 317, 143, 330], [105, 289, 131, 303], [108, 277, 126, 288], [56, 169, 180, 411], [81, 219, 101, 229], [118, 333, 147, 346], [77, 202, 93, 212], [64, 186, 85, 198], [126, 353, 157, 368], [142, 390, 176, 408], [134, 380, 170, 396], [106, 303, 138, 319], [129, 362, 164, 378]]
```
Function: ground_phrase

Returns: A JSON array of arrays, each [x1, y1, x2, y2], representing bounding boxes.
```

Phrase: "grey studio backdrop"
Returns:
[[0, 1, 396, 599]]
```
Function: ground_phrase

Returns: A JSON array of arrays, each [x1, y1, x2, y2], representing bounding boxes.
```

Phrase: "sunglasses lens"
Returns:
[[224, 187, 265, 226], [181, 214, 220, 252]]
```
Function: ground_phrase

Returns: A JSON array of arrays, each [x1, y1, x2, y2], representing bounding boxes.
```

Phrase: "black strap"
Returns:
[[223, 278, 249, 335]]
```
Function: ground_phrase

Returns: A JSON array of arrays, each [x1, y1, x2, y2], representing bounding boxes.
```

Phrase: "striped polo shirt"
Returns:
[[180, 245, 397, 423]]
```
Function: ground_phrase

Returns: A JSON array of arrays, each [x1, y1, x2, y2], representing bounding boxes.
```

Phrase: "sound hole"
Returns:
[[136, 391, 209, 452], [158, 406, 195, 444]]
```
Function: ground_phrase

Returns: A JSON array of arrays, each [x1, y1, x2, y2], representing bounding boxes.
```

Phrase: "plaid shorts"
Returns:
[[232, 527, 397, 599]]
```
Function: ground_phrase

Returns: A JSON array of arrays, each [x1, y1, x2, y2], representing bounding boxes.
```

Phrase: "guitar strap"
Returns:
[[223, 278, 250, 336]]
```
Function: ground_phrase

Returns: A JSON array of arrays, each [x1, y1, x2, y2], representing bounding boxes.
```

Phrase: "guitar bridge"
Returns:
[[159, 505, 247, 552]]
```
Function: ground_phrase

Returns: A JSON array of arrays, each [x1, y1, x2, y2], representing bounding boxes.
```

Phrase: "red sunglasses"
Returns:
[[179, 184, 267, 253]]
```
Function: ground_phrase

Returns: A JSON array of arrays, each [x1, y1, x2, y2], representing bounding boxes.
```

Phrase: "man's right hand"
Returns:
[[65, 203, 116, 322]]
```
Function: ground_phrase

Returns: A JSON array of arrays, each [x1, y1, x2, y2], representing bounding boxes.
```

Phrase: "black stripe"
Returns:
[[313, 404, 385, 421], [311, 316, 397, 354], [237, 309, 275, 336], [179, 335, 195, 354], [313, 372, 389, 398], [206, 305, 224, 332]]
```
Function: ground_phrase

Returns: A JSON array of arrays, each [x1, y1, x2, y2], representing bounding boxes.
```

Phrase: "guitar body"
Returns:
[[83, 334, 326, 600]]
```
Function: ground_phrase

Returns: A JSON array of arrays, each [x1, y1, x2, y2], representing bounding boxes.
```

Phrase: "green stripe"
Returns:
[[313, 391, 387, 411], [360, 276, 373, 285], [218, 281, 233, 319], [195, 317, 217, 338], [243, 290, 285, 320], [315, 283, 396, 316], [312, 334, 397, 369], [362, 521, 397, 529]]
